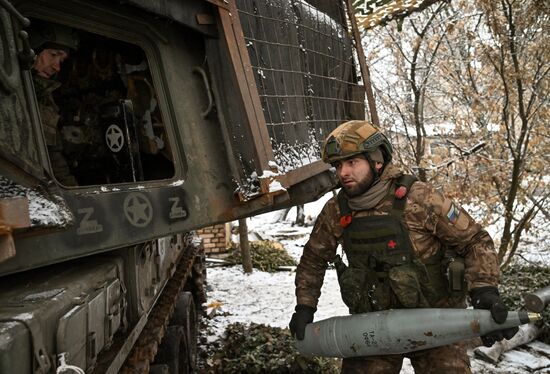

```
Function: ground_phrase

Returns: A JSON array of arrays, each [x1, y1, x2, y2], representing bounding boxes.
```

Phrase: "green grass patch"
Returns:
[[227, 240, 297, 272], [209, 322, 340, 373]]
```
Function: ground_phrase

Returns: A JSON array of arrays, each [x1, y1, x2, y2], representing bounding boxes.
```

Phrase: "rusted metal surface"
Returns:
[[470, 319, 481, 334], [0, 234, 15, 263], [217, 0, 274, 173], [196, 13, 215, 25], [0, 197, 31, 262], [0, 197, 31, 229], [119, 241, 201, 374], [406, 339, 428, 349], [227, 189, 290, 221], [346, 0, 380, 126]]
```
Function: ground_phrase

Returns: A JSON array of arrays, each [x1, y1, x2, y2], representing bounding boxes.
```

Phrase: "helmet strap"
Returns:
[[364, 153, 380, 187]]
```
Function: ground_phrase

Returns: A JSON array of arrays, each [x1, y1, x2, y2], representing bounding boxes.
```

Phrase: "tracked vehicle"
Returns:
[[0, 0, 373, 372]]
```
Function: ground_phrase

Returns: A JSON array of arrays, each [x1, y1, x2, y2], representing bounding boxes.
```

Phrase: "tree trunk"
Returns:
[[275, 208, 291, 222], [225, 222, 232, 249], [238, 218, 253, 273], [296, 205, 305, 226]]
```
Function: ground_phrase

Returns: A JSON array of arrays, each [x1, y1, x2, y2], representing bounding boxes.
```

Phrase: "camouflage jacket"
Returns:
[[33, 74, 61, 146], [295, 165, 499, 308]]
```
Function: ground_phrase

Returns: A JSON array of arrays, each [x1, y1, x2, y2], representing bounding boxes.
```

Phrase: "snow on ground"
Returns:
[[202, 191, 550, 373]]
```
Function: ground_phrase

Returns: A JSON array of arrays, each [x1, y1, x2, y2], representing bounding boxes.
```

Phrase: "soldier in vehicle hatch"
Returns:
[[30, 21, 79, 186], [289, 120, 518, 373]]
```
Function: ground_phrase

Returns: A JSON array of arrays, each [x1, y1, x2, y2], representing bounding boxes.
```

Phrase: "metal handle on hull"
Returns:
[[192, 66, 214, 118]]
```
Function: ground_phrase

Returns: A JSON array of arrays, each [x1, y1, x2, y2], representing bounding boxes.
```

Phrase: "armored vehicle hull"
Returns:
[[0, 0, 368, 372]]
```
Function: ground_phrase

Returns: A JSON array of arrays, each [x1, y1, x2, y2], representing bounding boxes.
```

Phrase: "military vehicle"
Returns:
[[0, 0, 378, 372]]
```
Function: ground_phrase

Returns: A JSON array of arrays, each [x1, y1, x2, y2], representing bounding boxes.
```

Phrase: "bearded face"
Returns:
[[334, 156, 374, 197]]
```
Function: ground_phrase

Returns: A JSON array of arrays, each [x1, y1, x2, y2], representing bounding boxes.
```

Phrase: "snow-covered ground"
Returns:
[[202, 192, 550, 373]]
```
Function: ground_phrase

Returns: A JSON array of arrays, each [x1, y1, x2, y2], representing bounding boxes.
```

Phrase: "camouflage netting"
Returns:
[[236, 0, 364, 172], [354, 0, 446, 29], [209, 322, 340, 373], [227, 240, 297, 272]]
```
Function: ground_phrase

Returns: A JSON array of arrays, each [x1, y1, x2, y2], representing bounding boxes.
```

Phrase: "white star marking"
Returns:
[[124, 193, 152, 227], [106, 124, 124, 152]]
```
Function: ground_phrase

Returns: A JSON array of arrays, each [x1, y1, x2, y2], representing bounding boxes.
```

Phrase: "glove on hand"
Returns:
[[470, 286, 518, 347], [289, 304, 316, 340]]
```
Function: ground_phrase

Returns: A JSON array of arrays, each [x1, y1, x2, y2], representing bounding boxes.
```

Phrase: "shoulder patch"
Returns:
[[446, 203, 460, 224], [395, 186, 407, 199], [340, 214, 352, 228]]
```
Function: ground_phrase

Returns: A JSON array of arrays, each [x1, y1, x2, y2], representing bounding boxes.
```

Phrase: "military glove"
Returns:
[[470, 286, 519, 347], [289, 304, 316, 340]]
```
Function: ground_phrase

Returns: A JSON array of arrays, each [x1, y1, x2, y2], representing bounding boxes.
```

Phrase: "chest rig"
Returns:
[[335, 175, 451, 314]]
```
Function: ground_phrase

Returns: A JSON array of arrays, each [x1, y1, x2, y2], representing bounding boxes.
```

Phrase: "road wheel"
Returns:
[[170, 291, 197, 371], [154, 326, 189, 374]]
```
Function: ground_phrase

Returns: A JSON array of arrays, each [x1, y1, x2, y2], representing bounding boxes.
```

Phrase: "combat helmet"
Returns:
[[322, 120, 393, 165], [29, 20, 79, 53]]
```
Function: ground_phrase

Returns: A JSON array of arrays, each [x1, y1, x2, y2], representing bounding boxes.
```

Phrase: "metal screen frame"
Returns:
[[236, 0, 365, 173]]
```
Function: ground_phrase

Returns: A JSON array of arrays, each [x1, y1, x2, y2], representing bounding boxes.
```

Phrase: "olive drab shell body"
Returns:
[[296, 309, 539, 358], [321, 120, 393, 164]]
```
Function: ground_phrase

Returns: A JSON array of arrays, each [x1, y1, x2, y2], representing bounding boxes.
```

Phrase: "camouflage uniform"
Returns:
[[33, 74, 77, 186], [295, 164, 499, 373]]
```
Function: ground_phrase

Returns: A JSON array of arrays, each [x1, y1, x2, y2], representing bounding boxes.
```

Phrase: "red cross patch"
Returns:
[[388, 240, 397, 249]]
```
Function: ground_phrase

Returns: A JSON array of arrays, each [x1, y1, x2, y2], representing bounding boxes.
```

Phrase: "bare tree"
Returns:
[[363, 0, 549, 266], [364, 2, 451, 182], [239, 218, 253, 273], [274, 204, 306, 226], [437, 0, 550, 266]]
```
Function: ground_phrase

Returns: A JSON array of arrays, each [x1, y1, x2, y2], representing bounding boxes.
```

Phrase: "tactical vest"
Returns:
[[335, 175, 462, 314]]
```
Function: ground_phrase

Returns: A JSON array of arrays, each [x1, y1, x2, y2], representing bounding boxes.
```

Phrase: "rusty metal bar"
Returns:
[[0, 196, 30, 263], [276, 160, 330, 189], [217, 1, 274, 179], [346, 0, 380, 126], [229, 188, 290, 220]]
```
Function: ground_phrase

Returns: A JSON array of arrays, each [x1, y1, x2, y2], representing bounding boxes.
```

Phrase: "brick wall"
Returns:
[[196, 223, 229, 256]]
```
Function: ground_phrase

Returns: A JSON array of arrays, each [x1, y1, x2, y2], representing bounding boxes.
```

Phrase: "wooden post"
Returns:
[[346, 0, 380, 126], [225, 222, 233, 249], [238, 218, 253, 273]]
